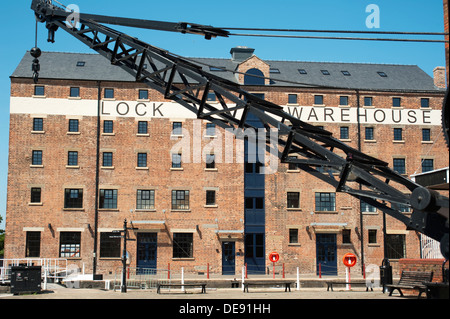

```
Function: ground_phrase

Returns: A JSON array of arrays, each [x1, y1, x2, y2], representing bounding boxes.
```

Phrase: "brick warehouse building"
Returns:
[[5, 46, 448, 278]]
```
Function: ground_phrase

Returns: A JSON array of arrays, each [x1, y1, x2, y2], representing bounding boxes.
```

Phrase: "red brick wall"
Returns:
[[397, 258, 448, 295], [6, 58, 448, 277], [400, 258, 448, 282]]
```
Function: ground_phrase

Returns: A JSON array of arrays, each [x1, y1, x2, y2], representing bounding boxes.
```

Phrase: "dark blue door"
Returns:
[[316, 234, 337, 276], [245, 233, 265, 274], [137, 233, 157, 270], [222, 241, 235, 275]]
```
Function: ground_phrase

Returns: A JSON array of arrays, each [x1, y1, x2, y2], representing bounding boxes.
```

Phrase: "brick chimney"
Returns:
[[433, 66, 447, 88]]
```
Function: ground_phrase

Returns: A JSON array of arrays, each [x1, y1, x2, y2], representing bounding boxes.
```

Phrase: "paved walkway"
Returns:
[[0, 283, 404, 299]]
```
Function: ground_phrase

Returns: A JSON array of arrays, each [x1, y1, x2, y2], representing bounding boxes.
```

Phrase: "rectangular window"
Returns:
[[59, 232, 81, 258], [364, 97, 372, 106], [245, 197, 264, 209], [64, 189, 83, 209], [67, 151, 78, 166], [422, 159, 434, 173], [206, 123, 215, 136], [68, 119, 79, 132], [314, 95, 324, 105], [137, 153, 147, 167], [245, 233, 264, 258], [172, 153, 182, 168], [103, 120, 113, 133], [341, 71, 351, 76], [104, 88, 114, 99], [32, 150, 43, 165], [136, 189, 155, 210], [289, 229, 298, 244], [102, 152, 113, 167], [361, 200, 376, 213], [99, 189, 118, 209], [340, 126, 349, 139], [315, 192, 336, 212], [288, 94, 298, 104], [70, 87, 80, 98], [287, 192, 300, 209], [342, 229, 351, 244], [385, 234, 406, 259], [269, 68, 280, 74], [33, 118, 43, 131], [245, 197, 253, 209], [172, 190, 190, 210], [209, 66, 226, 72], [288, 156, 298, 171], [339, 96, 348, 106], [298, 69, 307, 74], [34, 86, 45, 96], [321, 70, 330, 75], [368, 230, 377, 244], [206, 190, 216, 206], [207, 92, 216, 102], [172, 122, 182, 135], [138, 121, 148, 134], [100, 232, 121, 258], [138, 89, 148, 100], [420, 98, 429, 108], [393, 158, 406, 174], [365, 127, 374, 140], [30, 187, 41, 203], [422, 129, 431, 141], [26, 232, 41, 258], [255, 197, 264, 209], [392, 97, 401, 107], [393, 128, 403, 141], [206, 153, 215, 169], [173, 233, 193, 258], [392, 203, 411, 213]]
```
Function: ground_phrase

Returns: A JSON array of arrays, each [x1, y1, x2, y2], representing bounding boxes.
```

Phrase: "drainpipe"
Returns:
[[93, 81, 101, 278], [356, 89, 365, 276]]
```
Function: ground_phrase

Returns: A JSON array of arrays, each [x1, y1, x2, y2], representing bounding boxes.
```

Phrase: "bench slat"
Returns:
[[387, 271, 433, 298], [243, 281, 293, 293], [157, 283, 207, 294]]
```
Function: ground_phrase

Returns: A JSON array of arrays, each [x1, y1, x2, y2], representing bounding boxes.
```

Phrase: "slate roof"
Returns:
[[11, 51, 441, 92]]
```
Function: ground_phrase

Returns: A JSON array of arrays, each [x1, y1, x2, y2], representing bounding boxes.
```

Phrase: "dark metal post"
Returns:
[[356, 89, 365, 276], [121, 219, 127, 293], [92, 81, 101, 279]]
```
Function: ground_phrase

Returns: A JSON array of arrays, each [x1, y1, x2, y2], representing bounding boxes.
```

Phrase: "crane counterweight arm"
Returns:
[[31, 0, 229, 40], [30, 0, 449, 259]]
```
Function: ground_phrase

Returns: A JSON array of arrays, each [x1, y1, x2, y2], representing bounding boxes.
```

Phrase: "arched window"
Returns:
[[244, 68, 265, 85]]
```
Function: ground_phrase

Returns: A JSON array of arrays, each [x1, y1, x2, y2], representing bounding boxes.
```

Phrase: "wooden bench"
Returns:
[[386, 271, 433, 298], [156, 283, 207, 294], [326, 281, 372, 291], [243, 281, 294, 293]]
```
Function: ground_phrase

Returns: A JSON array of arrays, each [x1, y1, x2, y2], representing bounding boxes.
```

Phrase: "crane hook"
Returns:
[[30, 47, 42, 84]]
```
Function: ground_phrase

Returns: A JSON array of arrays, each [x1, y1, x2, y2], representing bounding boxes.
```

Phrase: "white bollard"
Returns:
[[296, 267, 300, 290], [181, 267, 185, 292], [345, 267, 351, 290], [242, 266, 245, 292]]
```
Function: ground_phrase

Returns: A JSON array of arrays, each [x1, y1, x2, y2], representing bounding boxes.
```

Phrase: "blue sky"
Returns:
[[0, 0, 446, 228]]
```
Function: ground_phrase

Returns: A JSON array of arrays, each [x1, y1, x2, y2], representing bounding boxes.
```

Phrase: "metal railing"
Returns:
[[421, 234, 444, 259], [0, 258, 68, 284], [113, 267, 171, 291]]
